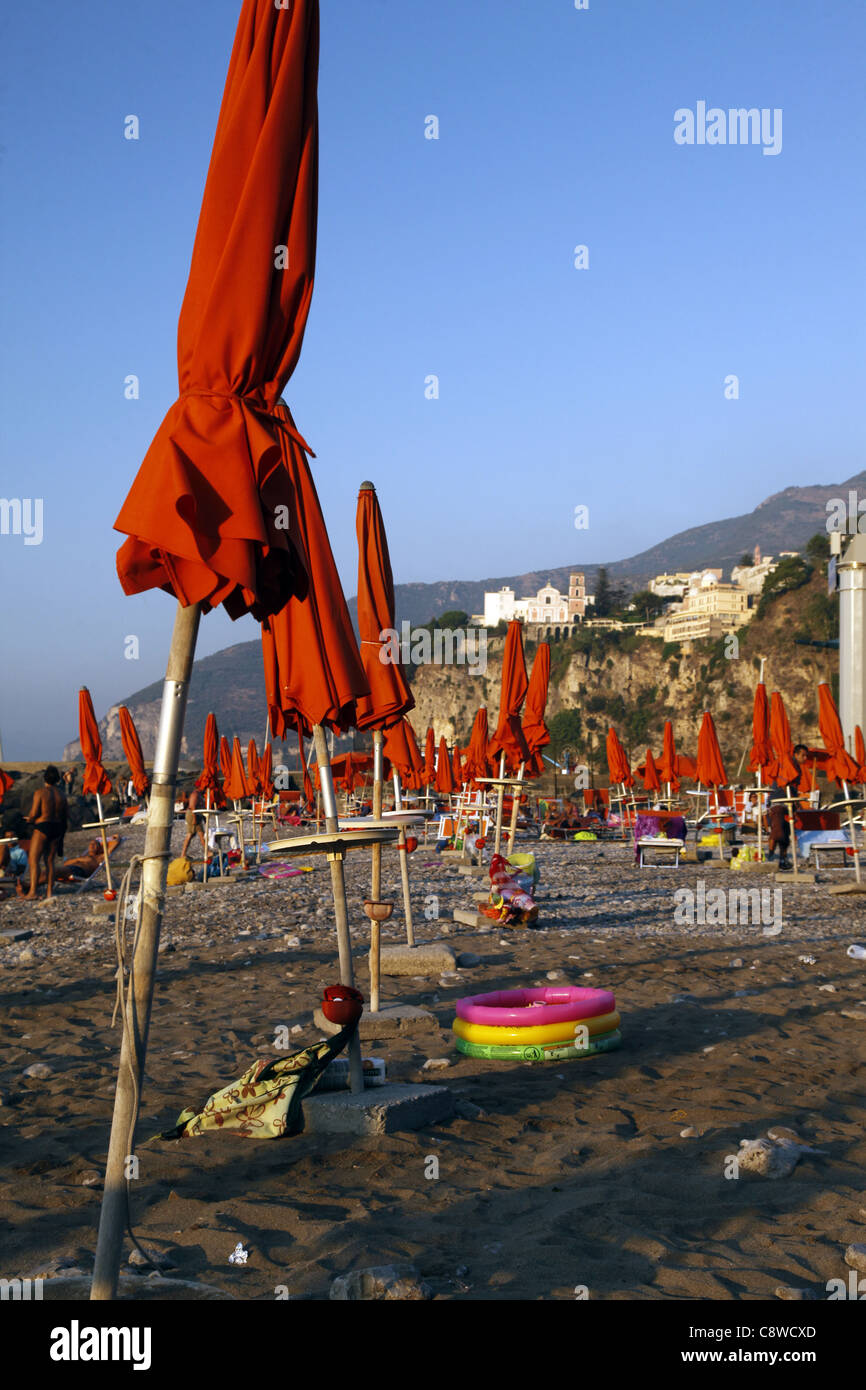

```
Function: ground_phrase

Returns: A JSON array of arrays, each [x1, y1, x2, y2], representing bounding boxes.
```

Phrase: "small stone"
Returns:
[[546, 970, 562, 981], [284, 936, 301, 948], [680, 1127, 697, 1138], [290, 1024, 303, 1035], [845, 1243, 866, 1274], [330, 1264, 432, 1301], [18, 949, 37, 964], [22, 1063, 53, 1080], [730, 958, 744, 968], [775, 1286, 817, 1301], [841, 1009, 866, 1021], [422, 1057, 450, 1070], [818, 984, 836, 993], [80, 1171, 102, 1187]]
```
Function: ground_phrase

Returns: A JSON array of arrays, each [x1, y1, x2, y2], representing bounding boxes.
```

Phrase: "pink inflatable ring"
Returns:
[[455, 986, 615, 1028]]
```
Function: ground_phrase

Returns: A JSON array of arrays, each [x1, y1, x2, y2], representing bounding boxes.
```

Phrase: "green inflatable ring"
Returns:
[[454, 1029, 622, 1063]]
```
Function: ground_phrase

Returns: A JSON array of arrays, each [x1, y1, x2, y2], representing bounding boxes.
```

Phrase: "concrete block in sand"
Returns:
[[304, 1082, 453, 1135], [314, 1003, 438, 1038], [453, 909, 488, 929], [376, 941, 456, 975], [775, 871, 816, 884]]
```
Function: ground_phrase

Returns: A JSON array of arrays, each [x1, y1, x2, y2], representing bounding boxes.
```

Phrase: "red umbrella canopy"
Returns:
[[452, 743, 464, 787], [768, 692, 799, 785], [219, 736, 233, 787], [197, 714, 222, 795], [855, 727, 866, 784], [354, 483, 414, 731], [748, 683, 773, 775], [78, 689, 112, 796], [423, 728, 437, 785], [118, 706, 149, 797], [261, 399, 370, 740], [605, 727, 632, 788], [384, 718, 424, 790], [489, 621, 530, 773], [696, 712, 728, 788], [0, 767, 13, 805], [659, 721, 681, 792], [522, 644, 551, 778], [643, 749, 661, 793], [225, 737, 252, 802], [818, 683, 860, 786], [463, 708, 490, 784], [259, 743, 275, 800], [247, 739, 262, 795], [435, 737, 455, 796], [115, 0, 322, 622]]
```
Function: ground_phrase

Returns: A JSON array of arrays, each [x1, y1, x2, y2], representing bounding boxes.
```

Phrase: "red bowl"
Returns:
[[103, 890, 117, 902], [322, 985, 364, 1027]]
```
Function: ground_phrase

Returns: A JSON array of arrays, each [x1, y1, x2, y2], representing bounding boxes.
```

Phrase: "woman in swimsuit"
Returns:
[[24, 766, 68, 900]]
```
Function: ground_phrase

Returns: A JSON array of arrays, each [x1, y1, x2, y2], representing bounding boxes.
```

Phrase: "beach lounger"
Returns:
[[638, 837, 685, 867]]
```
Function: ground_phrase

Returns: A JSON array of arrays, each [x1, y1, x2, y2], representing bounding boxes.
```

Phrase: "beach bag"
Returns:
[[166, 856, 195, 886]]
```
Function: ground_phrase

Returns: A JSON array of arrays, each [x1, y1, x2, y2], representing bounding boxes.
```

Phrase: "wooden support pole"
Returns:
[[91, 599, 201, 1301], [312, 724, 364, 1094], [393, 772, 415, 947], [493, 755, 506, 856], [506, 762, 525, 857], [95, 793, 113, 893]]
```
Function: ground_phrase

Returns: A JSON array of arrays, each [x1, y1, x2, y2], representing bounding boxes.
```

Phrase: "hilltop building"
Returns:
[[475, 573, 591, 638]]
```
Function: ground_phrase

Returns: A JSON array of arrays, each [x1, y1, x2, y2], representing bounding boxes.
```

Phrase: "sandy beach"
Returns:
[[2, 821, 864, 1301]]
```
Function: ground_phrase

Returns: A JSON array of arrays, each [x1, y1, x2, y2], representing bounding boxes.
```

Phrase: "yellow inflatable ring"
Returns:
[[452, 1009, 620, 1047]]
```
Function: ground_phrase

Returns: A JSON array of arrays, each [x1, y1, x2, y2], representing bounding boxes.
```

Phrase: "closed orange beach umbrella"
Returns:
[[225, 737, 252, 802], [643, 749, 661, 794], [246, 738, 262, 795], [354, 482, 414, 731], [197, 714, 222, 796], [855, 727, 866, 784], [522, 644, 551, 779], [489, 620, 529, 772], [423, 728, 437, 785], [384, 718, 424, 790], [259, 743, 275, 800], [435, 737, 455, 796], [0, 767, 13, 804], [696, 712, 727, 788], [261, 399, 370, 741], [768, 692, 799, 785], [748, 683, 773, 775], [452, 743, 464, 787], [605, 727, 632, 788], [114, 0, 323, 623], [78, 688, 112, 797], [659, 720, 681, 793], [118, 707, 149, 798], [219, 736, 233, 788], [463, 708, 490, 785], [818, 682, 860, 786]]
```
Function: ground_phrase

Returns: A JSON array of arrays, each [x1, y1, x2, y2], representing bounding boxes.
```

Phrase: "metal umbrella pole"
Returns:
[[369, 729, 385, 1011], [92, 600, 201, 1301], [312, 723, 364, 1094]]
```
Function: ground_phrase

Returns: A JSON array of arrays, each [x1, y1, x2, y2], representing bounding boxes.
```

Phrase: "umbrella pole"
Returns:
[[393, 771, 415, 947], [842, 780, 861, 884], [506, 763, 526, 856], [204, 789, 210, 883], [370, 730, 384, 1011], [493, 755, 507, 856], [95, 793, 113, 892], [313, 723, 364, 1093], [756, 769, 762, 860], [92, 599, 201, 1301]]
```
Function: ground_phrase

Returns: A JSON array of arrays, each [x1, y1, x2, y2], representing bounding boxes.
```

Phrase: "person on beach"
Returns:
[[181, 788, 208, 861], [62, 767, 77, 796], [22, 765, 68, 900], [766, 749, 803, 869]]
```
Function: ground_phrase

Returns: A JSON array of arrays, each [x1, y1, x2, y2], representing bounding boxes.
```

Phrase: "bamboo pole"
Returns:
[[393, 772, 415, 947], [91, 600, 201, 1301], [313, 724, 364, 1093], [492, 754, 506, 856], [506, 762, 526, 856], [95, 793, 113, 893]]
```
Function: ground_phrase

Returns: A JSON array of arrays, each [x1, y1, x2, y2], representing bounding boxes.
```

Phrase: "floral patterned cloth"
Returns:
[[155, 1023, 357, 1140]]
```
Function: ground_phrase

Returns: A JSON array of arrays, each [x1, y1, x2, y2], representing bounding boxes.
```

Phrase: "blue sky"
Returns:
[[1, 0, 864, 756]]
